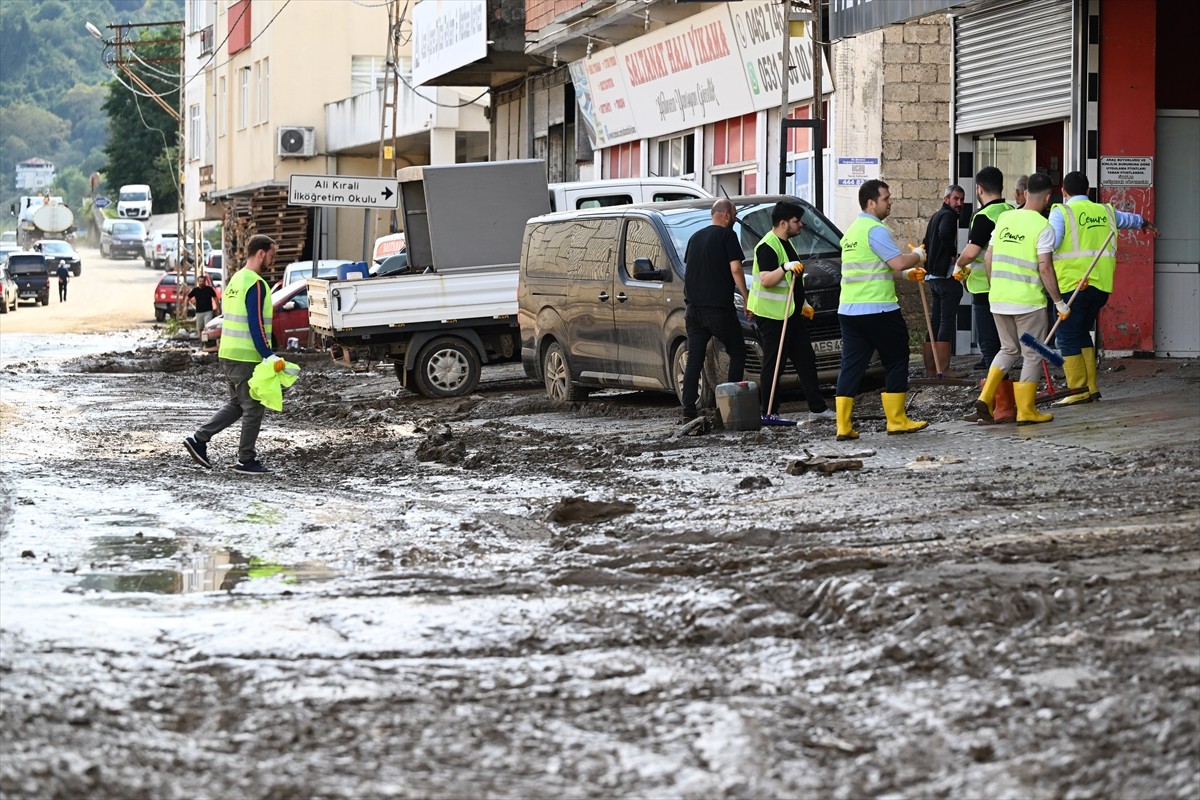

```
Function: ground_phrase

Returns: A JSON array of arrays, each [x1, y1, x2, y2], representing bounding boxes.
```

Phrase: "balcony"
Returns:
[[199, 25, 213, 56], [324, 83, 489, 158]]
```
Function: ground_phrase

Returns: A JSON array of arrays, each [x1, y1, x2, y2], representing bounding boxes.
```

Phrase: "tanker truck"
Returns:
[[14, 196, 75, 248]]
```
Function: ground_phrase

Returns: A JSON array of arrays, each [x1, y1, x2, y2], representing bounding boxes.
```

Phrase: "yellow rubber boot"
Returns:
[[835, 396, 858, 441], [1082, 346, 1101, 401], [882, 392, 929, 435], [974, 366, 1006, 421], [1015, 381, 1054, 424], [1053, 354, 1092, 406]]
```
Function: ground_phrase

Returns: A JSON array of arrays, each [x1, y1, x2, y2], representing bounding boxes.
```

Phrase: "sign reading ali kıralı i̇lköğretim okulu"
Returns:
[[288, 174, 399, 209], [569, 0, 834, 149]]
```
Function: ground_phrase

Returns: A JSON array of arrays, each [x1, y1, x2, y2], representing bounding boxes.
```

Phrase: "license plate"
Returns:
[[813, 338, 842, 354]]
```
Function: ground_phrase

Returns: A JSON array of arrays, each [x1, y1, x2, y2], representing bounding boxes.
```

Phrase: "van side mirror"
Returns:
[[632, 257, 669, 281]]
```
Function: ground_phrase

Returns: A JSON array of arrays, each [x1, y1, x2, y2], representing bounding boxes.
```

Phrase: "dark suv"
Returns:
[[101, 220, 147, 259], [6, 252, 51, 306]]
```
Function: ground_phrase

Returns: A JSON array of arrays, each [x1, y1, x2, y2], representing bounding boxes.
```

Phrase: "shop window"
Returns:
[[351, 56, 389, 96], [712, 113, 758, 166], [655, 133, 695, 178], [604, 141, 641, 179]]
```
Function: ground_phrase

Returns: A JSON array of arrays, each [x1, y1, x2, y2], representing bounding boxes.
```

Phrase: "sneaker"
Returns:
[[184, 436, 211, 469], [232, 458, 272, 475], [809, 408, 836, 421]]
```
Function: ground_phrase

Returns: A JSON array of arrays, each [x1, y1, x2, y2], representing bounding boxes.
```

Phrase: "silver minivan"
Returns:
[[518, 195, 848, 407]]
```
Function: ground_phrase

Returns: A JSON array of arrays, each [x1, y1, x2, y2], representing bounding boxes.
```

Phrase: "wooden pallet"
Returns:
[[221, 187, 308, 283]]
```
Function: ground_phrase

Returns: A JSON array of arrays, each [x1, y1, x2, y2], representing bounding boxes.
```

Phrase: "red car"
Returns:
[[153, 270, 224, 322], [201, 280, 310, 352]]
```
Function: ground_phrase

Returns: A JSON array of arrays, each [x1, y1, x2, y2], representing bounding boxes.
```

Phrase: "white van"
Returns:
[[372, 232, 406, 263], [117, 184, 152, 220], [547, 177, 711, 212]]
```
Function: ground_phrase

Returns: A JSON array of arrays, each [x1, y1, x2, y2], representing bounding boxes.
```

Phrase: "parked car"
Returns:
[[6, 252, 51, 306], [0, 266, 19, 313], [34, 239, 82, 276], [153, 271, 198, 322], [202, 280, 310, 352], [0, 231, 17, 246], [0, 243, 19, 266], [277, 259, 348, 290], [207, 250, 224, 282], [518, 195, 849, 407], [165, 238, 214, 272], [100, 220, 147, 259], [144, 231, 179, 268]]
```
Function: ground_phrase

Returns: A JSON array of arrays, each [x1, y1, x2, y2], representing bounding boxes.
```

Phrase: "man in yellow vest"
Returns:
[[975, 173, 1067, 425], [834, 179, 928, 440], [1048, 171, 1157, 406], [747, 200, 833, 420], [953, 167, 1013, 374], [184, 234, 278, 474]]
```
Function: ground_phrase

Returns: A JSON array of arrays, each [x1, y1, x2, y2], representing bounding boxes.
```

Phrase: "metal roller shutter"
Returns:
[[954, 0, 1076, 133]]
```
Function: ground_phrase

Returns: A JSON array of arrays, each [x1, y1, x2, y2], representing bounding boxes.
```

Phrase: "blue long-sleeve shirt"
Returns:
[[244, 280, 273, 359], [1049, 195, 1145, 250]]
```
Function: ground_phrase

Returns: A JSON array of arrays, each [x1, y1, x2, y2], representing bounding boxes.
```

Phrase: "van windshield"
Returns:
[[660, 200, 844, 264], [120, 191, 149, 202]]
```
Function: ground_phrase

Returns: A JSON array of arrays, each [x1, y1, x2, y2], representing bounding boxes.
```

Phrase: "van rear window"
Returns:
[[576, 195, 634, 209], [524, 219, 620, 281]]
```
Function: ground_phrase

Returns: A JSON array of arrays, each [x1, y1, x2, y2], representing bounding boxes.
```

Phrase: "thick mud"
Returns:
[[1, 334, 1197, 799]]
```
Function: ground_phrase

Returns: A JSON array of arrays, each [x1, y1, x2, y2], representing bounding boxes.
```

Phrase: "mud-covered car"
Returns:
[[100, 220, 147, 259], [6, 252, 51, 306]]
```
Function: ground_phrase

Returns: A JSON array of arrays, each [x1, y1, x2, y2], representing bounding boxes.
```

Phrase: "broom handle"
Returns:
[[1043, 230, 1115, 343], [917, 278, 944, 374], [766, 271, 797, 415]]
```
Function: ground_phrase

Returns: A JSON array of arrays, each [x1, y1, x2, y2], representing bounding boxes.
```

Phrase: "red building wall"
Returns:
[[1097, 0, 1156, 353]]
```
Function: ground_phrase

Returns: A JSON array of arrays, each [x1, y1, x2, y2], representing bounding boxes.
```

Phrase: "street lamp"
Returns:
[[85, 21, 104, 41]]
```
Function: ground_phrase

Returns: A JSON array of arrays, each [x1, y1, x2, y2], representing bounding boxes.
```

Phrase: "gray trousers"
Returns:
[[991, 309, 1049, 384], [194, 358, 265, 463]]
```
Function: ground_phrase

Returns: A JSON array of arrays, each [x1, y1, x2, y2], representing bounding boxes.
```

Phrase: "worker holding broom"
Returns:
[[974, 173, 1068, 425], [1047, 171, 1157, 406], [748, 200, 833, 423], [833, 179, 928, 441]]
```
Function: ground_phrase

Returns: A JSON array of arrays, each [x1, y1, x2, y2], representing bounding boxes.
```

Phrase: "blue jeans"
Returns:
[[682, 304, 746, 415], [1056, 286, 1108, 356]]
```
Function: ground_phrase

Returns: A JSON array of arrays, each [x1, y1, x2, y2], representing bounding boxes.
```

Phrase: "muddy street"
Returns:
[[1, 309, 1198, 798]]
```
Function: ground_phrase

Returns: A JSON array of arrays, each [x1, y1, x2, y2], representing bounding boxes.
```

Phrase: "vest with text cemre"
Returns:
[[746, 231, 796, 320], [966, 201, 1014, 294], [219, 267, 272, 362], [1052, 200, 1118, 294], [988, 209, 1050, 314], [839, 215, 896, 311]]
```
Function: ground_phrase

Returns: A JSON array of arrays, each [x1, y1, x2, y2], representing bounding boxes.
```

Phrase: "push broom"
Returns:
[[762, 269, 800, 427], [1020, 230, 1114, 368]]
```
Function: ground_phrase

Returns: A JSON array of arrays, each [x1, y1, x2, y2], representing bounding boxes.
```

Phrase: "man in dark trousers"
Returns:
[[55, 260, 70, 302], [679, 198, 749, 421], [920, 184, 965, 376], [747, 200, 833, 421], [954, 167, 1013, 372]]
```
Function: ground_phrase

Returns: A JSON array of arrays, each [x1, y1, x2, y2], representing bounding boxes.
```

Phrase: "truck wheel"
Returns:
[[155, 309, 166, 322], [412, 336, 481, 398], [543, 341, 587, 402], [672, 341, 717, 410]]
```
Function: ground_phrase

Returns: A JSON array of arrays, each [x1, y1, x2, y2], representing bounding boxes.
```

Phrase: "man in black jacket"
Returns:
[[920, 184, 965, 376]]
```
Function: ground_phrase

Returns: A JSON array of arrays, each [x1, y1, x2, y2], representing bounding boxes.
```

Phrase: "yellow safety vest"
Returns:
[[219, 267, 273, 362], [1053, 200, 1118, 294], [966, 201, 1015, 294], [989, 209, 1050, 313], [839, 215, 896, 309], [746, 231, 796, 320]]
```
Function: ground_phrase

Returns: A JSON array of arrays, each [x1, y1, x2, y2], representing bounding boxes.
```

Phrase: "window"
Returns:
[[712, 114, 757, 166], [262, 58, 269, 124], [239, 67, 250, 129], [218, 76, 226, 137], [189, 104, 201, 160], [603, 141, 641, 179], [622, 219, 668, 278], [188, 0, 209, 31], [655, 133, 695, 179], [351, 55, 389, 95]]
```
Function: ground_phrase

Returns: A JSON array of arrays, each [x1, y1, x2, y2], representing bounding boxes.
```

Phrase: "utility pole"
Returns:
[[369, 0, 405, 261]]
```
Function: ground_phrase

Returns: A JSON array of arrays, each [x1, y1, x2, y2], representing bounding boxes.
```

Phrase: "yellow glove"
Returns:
[[1079, 277, 1089, 290], [903, 267, 927, 282], [800, 302, 815, 320], [952, 265, 971, 282], [1055, 299, 1071, 320], [784, 260, 804, 274]]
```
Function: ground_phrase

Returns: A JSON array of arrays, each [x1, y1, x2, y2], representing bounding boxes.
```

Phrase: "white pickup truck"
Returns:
[[307, 161, 549, 398]]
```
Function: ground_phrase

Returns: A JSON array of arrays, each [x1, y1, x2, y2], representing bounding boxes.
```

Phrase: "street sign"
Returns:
[[93, 196, 111, 209], [288, 174, 399, 209]]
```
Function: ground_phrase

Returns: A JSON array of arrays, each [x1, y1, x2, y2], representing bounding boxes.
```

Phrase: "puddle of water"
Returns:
[[0, 331, 157, 368]]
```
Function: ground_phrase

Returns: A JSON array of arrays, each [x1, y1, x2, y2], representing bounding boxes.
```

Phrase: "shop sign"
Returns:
[[412, 0, 487, 87], [1099, 156, 1153, 187], [728, 0, 834, 110], [836, 157, 880, 186]]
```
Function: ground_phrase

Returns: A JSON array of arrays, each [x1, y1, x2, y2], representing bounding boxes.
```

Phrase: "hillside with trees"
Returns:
[[0, 0, 183, 228]]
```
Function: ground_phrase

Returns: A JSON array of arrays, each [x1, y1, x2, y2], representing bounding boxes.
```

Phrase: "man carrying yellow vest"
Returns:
[[975, 173, 1067, 425], [1048, 170, 1157, 406], [184, 234, 278, 474], [834, 179, 928, 440]]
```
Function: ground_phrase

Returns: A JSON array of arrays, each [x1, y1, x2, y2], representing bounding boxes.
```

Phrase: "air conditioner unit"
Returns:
[[277, 126, 316, 158]]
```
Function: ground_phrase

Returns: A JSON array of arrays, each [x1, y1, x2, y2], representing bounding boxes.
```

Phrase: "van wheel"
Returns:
[[412, 336, 480, 398], [543, 342, 587, 402], [672, 341, 718, 410]]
